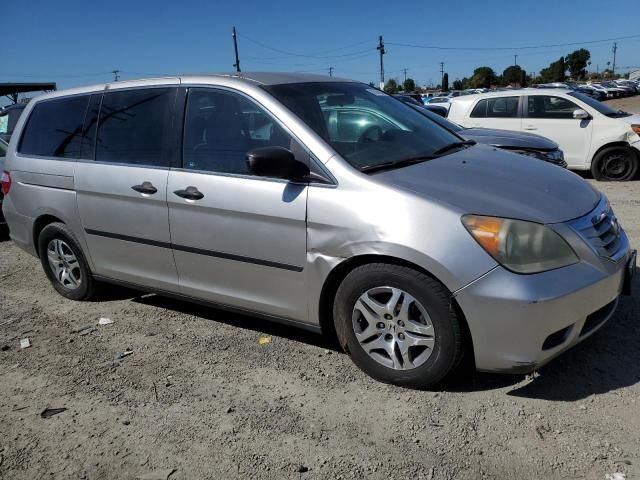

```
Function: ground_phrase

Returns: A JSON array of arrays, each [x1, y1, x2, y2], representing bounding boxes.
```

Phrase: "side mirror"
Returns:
[[246, 146, 310, 181], [573, 109, 590, 120]]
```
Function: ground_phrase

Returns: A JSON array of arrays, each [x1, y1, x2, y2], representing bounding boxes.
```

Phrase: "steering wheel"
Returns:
[[357, 125, 384, 144]]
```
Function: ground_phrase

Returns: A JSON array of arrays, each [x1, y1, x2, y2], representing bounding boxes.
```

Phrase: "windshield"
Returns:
[[418, 108, 464, 132], [263, 82, 462, 171], [568, 92, 628, 117]]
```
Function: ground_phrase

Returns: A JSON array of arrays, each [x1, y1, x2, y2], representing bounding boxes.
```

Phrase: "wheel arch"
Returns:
[[317, 254, 475, 364], [33, 214, 65, 257]]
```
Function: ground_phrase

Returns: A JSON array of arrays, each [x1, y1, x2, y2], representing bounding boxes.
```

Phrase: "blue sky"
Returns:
[[3, 0, 639, 103]]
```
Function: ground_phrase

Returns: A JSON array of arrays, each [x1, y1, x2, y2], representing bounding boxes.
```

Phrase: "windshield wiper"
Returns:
[[360, 154, 436, 173], [431, 139, 476, 156]]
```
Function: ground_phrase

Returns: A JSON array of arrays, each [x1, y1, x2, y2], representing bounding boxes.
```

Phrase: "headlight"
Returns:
[[462, 215, 578, 274], [631, 124, 640, 135]]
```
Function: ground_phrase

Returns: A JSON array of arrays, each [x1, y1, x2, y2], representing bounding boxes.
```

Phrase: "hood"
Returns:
[[618, 113, 640, 126], [460, 128, 559, 150], [374, 144, 600, 224]]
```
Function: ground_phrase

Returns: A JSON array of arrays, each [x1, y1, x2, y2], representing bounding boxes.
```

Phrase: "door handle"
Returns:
[[524, 126, 538, 131], [131, 181, 158, 195], [174, 186, 204, 201]]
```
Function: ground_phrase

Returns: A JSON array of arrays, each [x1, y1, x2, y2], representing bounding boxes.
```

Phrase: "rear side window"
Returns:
[[96, 88, 174, 166], [18, 96, 89, 158], [487, 97, 519, 118], [470, 99, 487, 117]]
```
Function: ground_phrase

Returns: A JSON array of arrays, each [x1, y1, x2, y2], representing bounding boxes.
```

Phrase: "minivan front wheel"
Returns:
[[38, 222, 95, 301], [591, 146, 639, 181], [333, 264, 463, 388]]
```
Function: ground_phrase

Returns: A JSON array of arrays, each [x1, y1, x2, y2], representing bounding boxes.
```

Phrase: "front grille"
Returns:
[[570, 197, 626, 262]]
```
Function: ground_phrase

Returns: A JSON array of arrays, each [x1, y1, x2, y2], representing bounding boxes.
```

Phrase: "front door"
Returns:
[[167, 87, 308, 321], [522, 95, 593, 168], [75, 86, 180, 291]]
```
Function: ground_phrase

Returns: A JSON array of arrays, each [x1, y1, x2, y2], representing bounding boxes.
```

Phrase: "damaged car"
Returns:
[[2, 73, 636, 387]]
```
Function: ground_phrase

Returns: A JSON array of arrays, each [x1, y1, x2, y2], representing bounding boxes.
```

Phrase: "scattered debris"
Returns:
[[41, 407, 67, 419], [12, 406, 28, 412], [606, 474, 626, 480], [98, 317, 114, 326], [226, 406, 235, 414], [114, 350, 134, 361], [122, 420, 131, 426], [296, 465, 309, 473], [79, 327, 97, 336], [136, 468, 176, 480], [20, 338, 31, 349], [258, 335, 272, 345], [1, 345, 10, 351]]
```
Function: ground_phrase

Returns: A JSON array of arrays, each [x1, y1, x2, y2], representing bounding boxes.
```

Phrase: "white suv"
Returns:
[[447, 89, 640, 180]]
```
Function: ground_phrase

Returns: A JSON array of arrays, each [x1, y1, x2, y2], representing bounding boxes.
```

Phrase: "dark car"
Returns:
[[574, 87, 607, 102], [0, 104, 27, 143], [412, 105, 567, 167]]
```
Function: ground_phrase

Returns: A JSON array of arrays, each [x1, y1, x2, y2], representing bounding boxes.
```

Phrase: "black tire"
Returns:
[[38, 222, 95, 301], [591, 146, 639, 181], [333, 263, 463, 388]]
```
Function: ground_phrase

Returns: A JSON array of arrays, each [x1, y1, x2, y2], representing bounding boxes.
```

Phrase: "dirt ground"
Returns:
[[1, 102, 640, 479]]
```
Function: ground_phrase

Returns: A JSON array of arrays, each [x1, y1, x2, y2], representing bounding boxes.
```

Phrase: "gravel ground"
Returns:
[[1, 101, 640, 479]]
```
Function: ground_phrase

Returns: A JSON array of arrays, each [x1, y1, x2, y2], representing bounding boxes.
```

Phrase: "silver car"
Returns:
[[1, 73, 636, 387]]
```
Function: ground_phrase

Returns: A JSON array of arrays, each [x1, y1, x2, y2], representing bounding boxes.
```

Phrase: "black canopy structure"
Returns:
[[1, 82, 57, 103]]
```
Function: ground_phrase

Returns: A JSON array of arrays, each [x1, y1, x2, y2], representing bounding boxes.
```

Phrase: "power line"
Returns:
[[386, 33, 640, 51], [237, 33, 372, 59]]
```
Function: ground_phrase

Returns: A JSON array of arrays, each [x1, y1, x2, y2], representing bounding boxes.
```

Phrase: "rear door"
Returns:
[[522, 95, 593, 168], [167, 87, 309, 321], [466, 96, 522, 131], [75, 85, 181, 291]]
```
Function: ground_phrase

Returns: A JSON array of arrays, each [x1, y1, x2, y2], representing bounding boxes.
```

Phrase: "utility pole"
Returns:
[[377, 36, 386, 89], [232, 26, 241, 72], [329, 67, 334, 77], [111, 70, 120, 82], [439, 62, 444, 89], [514, 54, 518, 66], [612, 42, 617, 78], [402, 68, 408, 82]]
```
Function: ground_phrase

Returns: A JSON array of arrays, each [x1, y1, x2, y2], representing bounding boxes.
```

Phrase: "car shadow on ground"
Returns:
[[97, 267, 639, 400]]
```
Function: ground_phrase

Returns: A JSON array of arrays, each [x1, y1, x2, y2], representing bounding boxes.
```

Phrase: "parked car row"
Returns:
[[535, 79, 640, 100], [447, 88, 640, 181], [2, 73, 635, 387], [394, 94, 567, 168]]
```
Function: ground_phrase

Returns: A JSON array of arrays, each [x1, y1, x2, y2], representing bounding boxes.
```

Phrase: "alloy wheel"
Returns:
[[351, 286, 435, 370], [46, 239, 82, 290]]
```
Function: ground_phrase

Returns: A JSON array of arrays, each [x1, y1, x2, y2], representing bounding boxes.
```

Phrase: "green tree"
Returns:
[[403, 78, 416, 92], [539, 57, 566, 83], [470, 67, 497, 88], [502, 65, 525, 85], [383, 79, 399, 94], [565, 49, 590, 80], [452, 79, 464, 90], [442, 73, 449, 91]]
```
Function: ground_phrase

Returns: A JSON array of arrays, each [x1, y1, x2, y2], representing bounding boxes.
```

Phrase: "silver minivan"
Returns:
[[1, 73, 636, 387]]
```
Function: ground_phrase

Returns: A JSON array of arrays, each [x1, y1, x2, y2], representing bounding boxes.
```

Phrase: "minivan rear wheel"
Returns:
[[333, 263, 463, 388], [591, 146, 639, 181], [38, 222, 95, 301]]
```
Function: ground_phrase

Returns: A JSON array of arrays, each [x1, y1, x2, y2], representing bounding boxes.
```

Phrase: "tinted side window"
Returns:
[[470, 99, 487, 118], [183, 88, 294, 175], [18, 96, 89, 158], [486, 97, 519, 118], [97, 88, 174, 166], [528, 96, 580, 119], [80, 95, 101, 160]]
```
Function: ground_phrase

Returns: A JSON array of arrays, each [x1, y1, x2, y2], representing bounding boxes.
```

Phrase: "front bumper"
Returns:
[[455, 254, 630, 373]]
